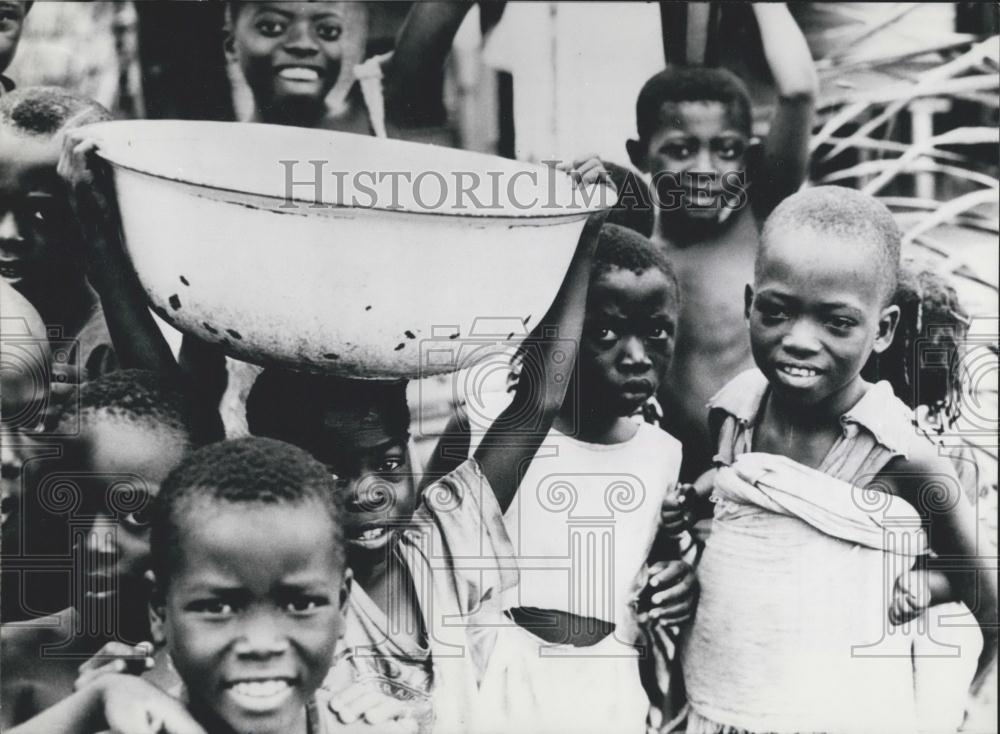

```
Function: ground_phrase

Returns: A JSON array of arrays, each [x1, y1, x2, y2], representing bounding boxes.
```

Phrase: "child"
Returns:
[[8, 436, 369, 734], [1, 280, 52, 622], [225, 1, 470, 135], [245, 211, 608, 733], [680, 186, 997, 733], [0, 87, 118, 404], [451, 223, 697, 734], [60, 131, 639, 730], [1, 369, 195, 728], [865, 263, 997, 732], [0, 0, 28, 95], [625, 3, 817, 480]]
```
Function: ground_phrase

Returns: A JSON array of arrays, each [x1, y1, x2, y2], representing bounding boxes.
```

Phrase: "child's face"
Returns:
[[630, 101, 749, 222], [229, 1, 358, 113], [0, 135, 79, 291], [73, 420, 189, 602], [313, 413, 417, 557], [581, 266, 678, 417], [747, 228, 899, 408], [0, 1, 27, 75], [158, 501, 347, 734]]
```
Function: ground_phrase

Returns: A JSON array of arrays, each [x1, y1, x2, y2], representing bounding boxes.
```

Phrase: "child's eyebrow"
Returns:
[[254, 4, 294, 18]]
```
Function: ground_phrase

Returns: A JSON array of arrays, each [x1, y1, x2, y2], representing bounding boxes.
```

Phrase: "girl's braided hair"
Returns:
[[863, 262, 971, 428]]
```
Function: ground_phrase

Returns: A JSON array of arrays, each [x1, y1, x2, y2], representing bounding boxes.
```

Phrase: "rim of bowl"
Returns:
[[84, 120, 613, 220]]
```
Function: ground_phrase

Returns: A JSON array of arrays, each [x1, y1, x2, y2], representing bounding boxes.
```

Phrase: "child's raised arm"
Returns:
[[475, 171, 609, 511], [752, 2, 818, 214], [878, 450, 999, 694], [59, 131, 179, 377], [59, 132, 226, 441], [385, 2, 474, 128]]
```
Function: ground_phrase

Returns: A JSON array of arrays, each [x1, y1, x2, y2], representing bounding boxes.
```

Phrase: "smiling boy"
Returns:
[[626, 3, 817, 481], [225, 1, 470, 134], [680, 187, 997, 733]]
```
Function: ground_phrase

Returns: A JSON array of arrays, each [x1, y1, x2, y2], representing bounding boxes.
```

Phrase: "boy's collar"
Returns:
[[0, 75, 13, 95], [709, 369, 912, 457]]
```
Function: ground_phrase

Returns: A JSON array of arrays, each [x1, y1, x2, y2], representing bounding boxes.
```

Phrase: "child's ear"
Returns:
[[626, 138, 648, 173], [744, 284, 754, 321], [872, 304, 900, 355], [146, 570, 167, 646]]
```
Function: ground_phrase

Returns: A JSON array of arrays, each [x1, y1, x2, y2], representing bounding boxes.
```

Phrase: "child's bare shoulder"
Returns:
[[876, 435, 961, 503]]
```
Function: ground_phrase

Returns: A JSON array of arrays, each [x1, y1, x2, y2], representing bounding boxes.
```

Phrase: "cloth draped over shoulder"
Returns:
[[682, 370, 930, 734]]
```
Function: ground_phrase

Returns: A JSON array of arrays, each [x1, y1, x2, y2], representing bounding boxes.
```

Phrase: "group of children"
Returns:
[[1, 2, 996, 733]]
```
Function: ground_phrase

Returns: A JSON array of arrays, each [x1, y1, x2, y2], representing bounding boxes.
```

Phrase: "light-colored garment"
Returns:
[[682, 369, 934, 734], [470, 412, 683, 734], [683, 452, 928, 734], [499, 423, 681, 633], [323, 458, 525, 734]]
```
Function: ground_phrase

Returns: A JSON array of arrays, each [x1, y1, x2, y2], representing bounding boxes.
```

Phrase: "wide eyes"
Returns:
[[659, 137, 746, 162], [252, 15, 342, 42]]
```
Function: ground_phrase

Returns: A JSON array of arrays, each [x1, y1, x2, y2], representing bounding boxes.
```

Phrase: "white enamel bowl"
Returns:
[[85, 120, 610, 378]]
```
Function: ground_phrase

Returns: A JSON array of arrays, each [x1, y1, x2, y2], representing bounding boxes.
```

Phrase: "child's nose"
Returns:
[[781, 320, 822, 355], [81, 517, 118, 559], [0, 210, 23, 241], [235, 612, 291, 659], [621, 336, 652, 366], [283, 20, 320, 55]]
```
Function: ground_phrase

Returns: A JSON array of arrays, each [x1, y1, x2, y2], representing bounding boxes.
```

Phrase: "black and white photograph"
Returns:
[[0, 2, 997, 733]]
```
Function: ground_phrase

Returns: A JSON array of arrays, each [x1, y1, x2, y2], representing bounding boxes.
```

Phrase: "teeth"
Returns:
[[359, 527, 386, 541], [231, 680, 290, 698], [782, 365, 817, 377], [278, 67, 319, 81]]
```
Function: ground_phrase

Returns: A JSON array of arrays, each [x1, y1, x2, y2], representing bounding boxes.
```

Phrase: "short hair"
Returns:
[[246, 370, 410, 453], [150, 437, 346, 585], [55, 369, 195, 439], [759, 186, 901, 303], [0, 86, 112, 139], [593, 223, 680, 304], [635, 66, 753, 142]]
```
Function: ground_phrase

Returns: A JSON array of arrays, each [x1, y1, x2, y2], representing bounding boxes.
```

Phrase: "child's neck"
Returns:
[[757, 377, 870, 469], [252, 91, 370, 134], [555, 400, 637, 445]]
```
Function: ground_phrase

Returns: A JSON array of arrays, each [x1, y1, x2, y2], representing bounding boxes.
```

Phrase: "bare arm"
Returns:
[[475, 210, 607, 512], [59, 133, 180, 377], [752, 3, 817, 213], [60, 133, 226, 442], [423, 406, 473, 490], [385, 2, 474, 128], [879, 452, 998, 693]]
